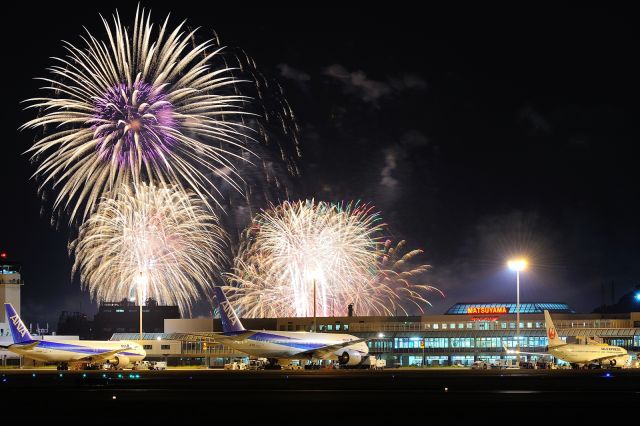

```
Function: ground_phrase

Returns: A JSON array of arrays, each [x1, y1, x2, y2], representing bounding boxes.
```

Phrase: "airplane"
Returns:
[[1, 303, 146, 370], [211, 287, 372, 368], [505, 309, 630, 369]]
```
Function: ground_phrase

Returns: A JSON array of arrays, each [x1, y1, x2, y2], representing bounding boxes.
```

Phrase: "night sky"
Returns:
[[2, 5, 637, 328]]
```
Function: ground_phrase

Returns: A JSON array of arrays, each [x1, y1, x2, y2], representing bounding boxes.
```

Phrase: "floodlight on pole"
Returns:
[[507, 258, 527, 368]]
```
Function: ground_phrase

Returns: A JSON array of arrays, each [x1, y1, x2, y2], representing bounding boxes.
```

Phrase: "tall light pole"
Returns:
[[136, 271, 149, 340], [312, 279, 316, 332], [507, 258, 527, 367]]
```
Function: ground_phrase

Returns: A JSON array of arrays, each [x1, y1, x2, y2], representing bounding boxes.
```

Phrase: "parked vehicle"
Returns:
[[492, 359, 518, 369], [282, 363, 304, 370], [224, 361, 247, 370], [247, 359, 267, 370], [471, 360, 489, 370], [133, 361, 152, 370], [150, 361, 167, 371], [369, 357, 386, 370]]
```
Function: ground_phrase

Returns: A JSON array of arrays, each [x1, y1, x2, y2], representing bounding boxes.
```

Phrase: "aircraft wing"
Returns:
[[298, 338, 371, 360], [77, 348, 131, 363], [502, 344, 551, 357], [592, 353, 626, 363], [211, 331, 257, 344], [9, 341, 40, 351]]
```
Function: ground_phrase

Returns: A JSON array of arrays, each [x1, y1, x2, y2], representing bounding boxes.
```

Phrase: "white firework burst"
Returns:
[[70, 182, 227, 315]]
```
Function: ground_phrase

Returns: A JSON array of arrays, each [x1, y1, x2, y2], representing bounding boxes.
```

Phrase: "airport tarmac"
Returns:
[[1, 368, 638, 420]]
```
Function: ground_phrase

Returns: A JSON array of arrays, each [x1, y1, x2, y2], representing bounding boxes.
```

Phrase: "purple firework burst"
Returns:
[[92, 81, 176, 167], [21, 7, 257, 221]]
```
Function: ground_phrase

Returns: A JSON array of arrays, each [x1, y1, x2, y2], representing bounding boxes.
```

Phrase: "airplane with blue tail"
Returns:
[[212, 287, 372, 367], [2, 303, 145, 370]]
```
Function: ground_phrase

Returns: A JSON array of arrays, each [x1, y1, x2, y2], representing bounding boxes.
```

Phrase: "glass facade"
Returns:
[[388, 336, 558, 351], [446, 303, 575, 315]]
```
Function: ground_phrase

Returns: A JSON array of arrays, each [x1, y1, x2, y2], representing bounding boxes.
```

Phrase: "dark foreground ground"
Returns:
[[1, 368, 638, 421]]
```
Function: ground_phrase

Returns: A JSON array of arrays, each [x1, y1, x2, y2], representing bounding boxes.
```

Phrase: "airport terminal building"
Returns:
[[112, 302, 640, 367]]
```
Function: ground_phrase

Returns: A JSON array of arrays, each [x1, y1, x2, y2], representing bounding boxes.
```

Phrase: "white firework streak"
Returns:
[[22, 6, 257, 222], [70, 182, 227, 315]]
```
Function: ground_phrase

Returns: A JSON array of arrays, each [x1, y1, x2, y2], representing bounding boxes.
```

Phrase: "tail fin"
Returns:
[[4, 303, 33, 344], [544, 310, 564, 348], [213, 287, 246, 333]]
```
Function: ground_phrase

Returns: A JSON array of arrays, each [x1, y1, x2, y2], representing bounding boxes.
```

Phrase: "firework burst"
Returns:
[[22, 7, 257, 221], [224, 200, 442, 317], [371, 240, 444, 315], [70, 183, 226, 315]]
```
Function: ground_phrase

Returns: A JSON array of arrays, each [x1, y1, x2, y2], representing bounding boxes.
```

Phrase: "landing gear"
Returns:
[[56, 363, 69, 371]]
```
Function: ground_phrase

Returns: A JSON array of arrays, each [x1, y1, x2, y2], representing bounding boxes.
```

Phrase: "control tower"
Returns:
[[0, 253, 22, 336]]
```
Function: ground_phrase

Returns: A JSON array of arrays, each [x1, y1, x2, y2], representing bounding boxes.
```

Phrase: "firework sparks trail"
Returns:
[[224, 201, 443, 317], [70, 182, 227, 315], [22, 7, 259, 222]]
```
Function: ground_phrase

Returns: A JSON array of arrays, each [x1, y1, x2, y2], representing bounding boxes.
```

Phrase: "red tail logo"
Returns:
[[548, 327, 556, 339]]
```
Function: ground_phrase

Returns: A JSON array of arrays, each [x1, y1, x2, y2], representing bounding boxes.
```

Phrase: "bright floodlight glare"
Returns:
[[635, 292, 640, 302], [507, 258, 528, 271], [378, 333, 385, 338]]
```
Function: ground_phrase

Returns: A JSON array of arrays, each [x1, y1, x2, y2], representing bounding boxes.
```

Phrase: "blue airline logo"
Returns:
[[10, 315, 29, 338]]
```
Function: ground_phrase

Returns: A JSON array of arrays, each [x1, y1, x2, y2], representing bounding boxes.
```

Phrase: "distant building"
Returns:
[[57, 311, 93, 340], [93, 298, 180, 340]]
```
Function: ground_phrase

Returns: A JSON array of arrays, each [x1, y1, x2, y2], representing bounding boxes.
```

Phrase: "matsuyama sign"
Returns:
[[466, 306, 508, 315]]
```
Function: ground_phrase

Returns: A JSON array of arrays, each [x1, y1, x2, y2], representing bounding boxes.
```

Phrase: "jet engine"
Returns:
[[608, 355, 630, 368], [338, 350, 362, 366], [107, 355, 131, 368]]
